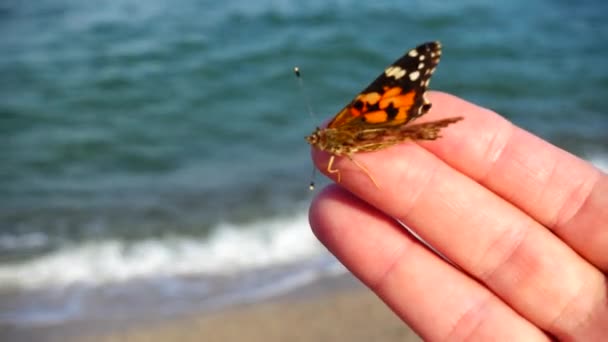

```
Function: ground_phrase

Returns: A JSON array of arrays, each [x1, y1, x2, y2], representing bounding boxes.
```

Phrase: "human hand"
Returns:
[[309, 91, 608, 340]]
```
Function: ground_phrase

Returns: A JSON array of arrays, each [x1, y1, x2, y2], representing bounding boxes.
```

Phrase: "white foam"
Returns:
[[0, 210, 323, 290], [589, 153, 608, 172]]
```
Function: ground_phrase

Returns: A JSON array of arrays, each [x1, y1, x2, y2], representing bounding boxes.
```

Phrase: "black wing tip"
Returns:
[[415, 41, 442, 54]]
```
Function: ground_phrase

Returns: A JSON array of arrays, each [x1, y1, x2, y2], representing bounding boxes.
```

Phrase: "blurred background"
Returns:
[[1, 0, 606, 340]]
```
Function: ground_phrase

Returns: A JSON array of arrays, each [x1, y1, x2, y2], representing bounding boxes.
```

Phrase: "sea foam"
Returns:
[[0, 209, 322, 290]]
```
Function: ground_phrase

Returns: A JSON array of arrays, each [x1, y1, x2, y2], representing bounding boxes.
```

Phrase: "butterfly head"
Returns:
[[305, 127, 322, 146]]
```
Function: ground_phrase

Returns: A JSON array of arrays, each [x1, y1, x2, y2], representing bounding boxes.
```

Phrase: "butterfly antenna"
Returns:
[[294, 66, 319, 191], [293, 66, 318, 123], [309, 167, 317, 191]]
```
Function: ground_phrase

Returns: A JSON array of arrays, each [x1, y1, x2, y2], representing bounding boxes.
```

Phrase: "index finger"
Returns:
[[420, 91, 608, 271], [313, 91, 608, 271]]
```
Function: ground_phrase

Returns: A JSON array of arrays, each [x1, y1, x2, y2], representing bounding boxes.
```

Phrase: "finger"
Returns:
[[422, 91, 608, 271], [310, 101, 608, 339], [310, 186, 549, 341]]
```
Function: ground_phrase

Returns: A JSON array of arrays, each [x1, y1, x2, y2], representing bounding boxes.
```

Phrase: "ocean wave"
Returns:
[[0, 209, 321, 290]]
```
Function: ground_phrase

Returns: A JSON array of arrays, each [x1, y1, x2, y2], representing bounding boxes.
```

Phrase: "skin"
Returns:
[[308, 91, 608, 341]]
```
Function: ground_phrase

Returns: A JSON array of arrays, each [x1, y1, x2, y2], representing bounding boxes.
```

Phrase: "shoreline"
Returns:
[[3, 273, 420, 342], [81, 273, 420, 342]]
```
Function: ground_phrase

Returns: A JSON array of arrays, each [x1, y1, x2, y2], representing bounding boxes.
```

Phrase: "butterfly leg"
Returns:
[[327, 154, 380, 188], [326, 155, 342, 183], [347, 155, 380, 189]]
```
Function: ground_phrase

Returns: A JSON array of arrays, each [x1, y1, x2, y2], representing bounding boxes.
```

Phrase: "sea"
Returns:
[[1, 0, 607, 337]]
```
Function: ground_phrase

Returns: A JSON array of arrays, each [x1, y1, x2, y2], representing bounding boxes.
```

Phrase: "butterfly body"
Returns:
[[306, 41, 463, 187]]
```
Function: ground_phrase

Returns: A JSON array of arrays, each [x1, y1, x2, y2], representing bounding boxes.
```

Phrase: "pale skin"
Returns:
[[309, 91, 608, 340]]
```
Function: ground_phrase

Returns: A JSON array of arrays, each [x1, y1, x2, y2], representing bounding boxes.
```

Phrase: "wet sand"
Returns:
[[78, 275, 421, 342]]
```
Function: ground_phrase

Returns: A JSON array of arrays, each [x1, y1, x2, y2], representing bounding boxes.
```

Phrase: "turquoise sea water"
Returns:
[[1, 0, 607, 332]]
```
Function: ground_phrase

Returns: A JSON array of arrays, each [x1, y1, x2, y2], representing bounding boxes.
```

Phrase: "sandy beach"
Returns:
[[71, 274, 420, 342]]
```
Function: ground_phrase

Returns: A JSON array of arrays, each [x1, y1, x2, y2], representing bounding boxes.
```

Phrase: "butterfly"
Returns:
[[306, 41, 463, 188]]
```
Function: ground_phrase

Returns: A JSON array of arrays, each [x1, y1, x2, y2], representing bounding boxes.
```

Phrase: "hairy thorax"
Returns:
[[306, 126, 398, 156]]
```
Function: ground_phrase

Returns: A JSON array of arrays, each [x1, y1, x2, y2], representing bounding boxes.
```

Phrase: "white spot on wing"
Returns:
[[384, 66, 406, 79], [419, 55, 426, 61], [409, 70, 420, 81], [408, 49, 419, 57], [418, 62, 424, 70]]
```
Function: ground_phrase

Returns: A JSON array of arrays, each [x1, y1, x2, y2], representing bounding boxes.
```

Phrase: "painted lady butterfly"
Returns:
[[306, 41, 463, 187]]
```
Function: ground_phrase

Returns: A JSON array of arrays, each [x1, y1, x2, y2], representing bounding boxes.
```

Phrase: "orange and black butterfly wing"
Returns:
[[327, 41, 442, 129]]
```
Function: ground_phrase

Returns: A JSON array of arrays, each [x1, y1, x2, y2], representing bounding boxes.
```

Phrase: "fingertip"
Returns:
[[308, 184, 328, 234], [308, 184, 347, 243]]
